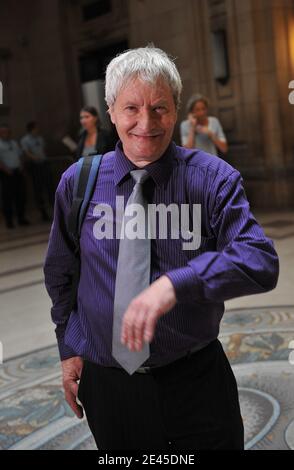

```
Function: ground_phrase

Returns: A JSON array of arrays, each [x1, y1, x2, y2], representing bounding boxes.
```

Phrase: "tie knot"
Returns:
[[130, 169, 150, 185]]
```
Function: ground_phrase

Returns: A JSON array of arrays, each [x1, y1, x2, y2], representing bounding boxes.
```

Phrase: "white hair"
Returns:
[[105, 45, 182, 110]]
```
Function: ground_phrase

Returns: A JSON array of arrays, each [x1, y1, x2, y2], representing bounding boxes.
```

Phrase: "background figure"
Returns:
[[76, 105, 116, 159], [0, 124, 30, 229], [180, 93, 228, 156], [21, 121, 54, 222]]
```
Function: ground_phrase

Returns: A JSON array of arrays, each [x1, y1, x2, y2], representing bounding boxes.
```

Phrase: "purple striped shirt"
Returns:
[[43, 139, 279, 366]]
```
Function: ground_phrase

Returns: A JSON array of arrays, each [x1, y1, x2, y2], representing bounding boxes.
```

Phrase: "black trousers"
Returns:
[[0, 169, 27, 225], [27, 160, 54, 213], [78, 339, 244, 450]]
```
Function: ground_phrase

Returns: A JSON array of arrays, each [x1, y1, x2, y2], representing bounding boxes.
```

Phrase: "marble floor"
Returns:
[[0, 209, 294, 450]]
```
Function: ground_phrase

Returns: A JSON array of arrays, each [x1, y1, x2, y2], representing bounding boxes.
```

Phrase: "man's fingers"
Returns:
[[70, 380, 79, 397], [64, 381, 84, 419], [65, 389, 84, 419], [121, 306, 136, 348], [143, 313, 157, 342], [122, 307, 148, 351], [133, 310, 148, 350]]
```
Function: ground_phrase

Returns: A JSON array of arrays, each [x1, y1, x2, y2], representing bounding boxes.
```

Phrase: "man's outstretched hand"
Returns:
[[61, 356, 84, 419], [121, 274, 177, 352]]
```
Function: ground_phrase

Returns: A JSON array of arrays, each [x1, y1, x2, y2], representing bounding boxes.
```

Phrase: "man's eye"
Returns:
[[154, 106, 166, 112], [126, 106, 136, 111]]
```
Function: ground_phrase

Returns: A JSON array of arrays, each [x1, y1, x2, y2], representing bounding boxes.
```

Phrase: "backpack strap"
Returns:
[[67, 154, 103, 254], [66, 154, 103, 313]]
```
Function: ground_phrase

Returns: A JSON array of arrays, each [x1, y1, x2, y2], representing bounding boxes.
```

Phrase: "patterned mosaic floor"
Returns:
[[0, 305, 294, 450]]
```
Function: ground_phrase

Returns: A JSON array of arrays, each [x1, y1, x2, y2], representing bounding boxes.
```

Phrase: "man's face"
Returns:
[[109, 76, 177, 162], [0, 127, 10, 140]]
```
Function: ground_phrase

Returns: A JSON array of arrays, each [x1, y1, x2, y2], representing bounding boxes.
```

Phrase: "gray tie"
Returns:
[[112, 169, 151, 375]]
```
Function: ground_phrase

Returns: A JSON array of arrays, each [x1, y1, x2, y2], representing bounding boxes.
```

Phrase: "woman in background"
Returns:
[[180, 94, 228, 156], [76, 106, 116, 158]]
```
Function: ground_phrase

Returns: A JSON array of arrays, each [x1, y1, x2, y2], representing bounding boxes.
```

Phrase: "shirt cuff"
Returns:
[[56, 332, 78, 361], [165, 265, 202, 303]]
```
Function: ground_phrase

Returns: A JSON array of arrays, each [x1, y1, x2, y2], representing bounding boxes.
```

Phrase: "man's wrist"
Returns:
[[159, 274, 177, 304]]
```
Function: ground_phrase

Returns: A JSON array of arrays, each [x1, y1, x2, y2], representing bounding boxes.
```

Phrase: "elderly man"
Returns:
[[43, 46, 279, 450]]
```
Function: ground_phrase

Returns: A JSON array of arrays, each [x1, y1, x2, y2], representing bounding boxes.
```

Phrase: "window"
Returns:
[[210, 29, 230, 84]]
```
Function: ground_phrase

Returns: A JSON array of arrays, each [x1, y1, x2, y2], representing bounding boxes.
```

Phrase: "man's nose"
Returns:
[[137, 108, 157, 130]]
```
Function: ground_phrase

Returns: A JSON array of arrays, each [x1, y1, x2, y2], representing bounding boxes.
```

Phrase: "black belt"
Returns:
[[134, 341, 213, 374]]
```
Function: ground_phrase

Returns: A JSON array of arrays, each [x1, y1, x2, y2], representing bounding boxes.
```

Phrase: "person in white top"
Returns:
[[180, 93, 228, 156]]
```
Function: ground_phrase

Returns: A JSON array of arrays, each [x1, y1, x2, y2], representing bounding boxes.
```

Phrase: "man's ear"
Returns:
[[108, 106, 116, 125]]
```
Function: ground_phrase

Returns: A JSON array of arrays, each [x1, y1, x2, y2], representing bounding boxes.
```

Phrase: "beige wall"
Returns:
[[0, 0, 80, 155], [128, 0, 294, 208]]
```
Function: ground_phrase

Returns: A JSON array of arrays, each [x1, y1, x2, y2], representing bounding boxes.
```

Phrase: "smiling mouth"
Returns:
[[131, 134, 162, 139]]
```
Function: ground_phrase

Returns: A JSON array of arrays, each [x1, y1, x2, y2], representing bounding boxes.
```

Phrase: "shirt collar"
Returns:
[[113, 139, 176, 187]]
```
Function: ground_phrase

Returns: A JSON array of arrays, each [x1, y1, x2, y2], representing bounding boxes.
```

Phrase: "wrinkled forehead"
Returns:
[[116, 74, 174, 103]]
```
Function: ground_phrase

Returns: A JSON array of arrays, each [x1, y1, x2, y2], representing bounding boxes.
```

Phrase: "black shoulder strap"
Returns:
[[66, 154, 103, 313], [67, 154, 103, 254]]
